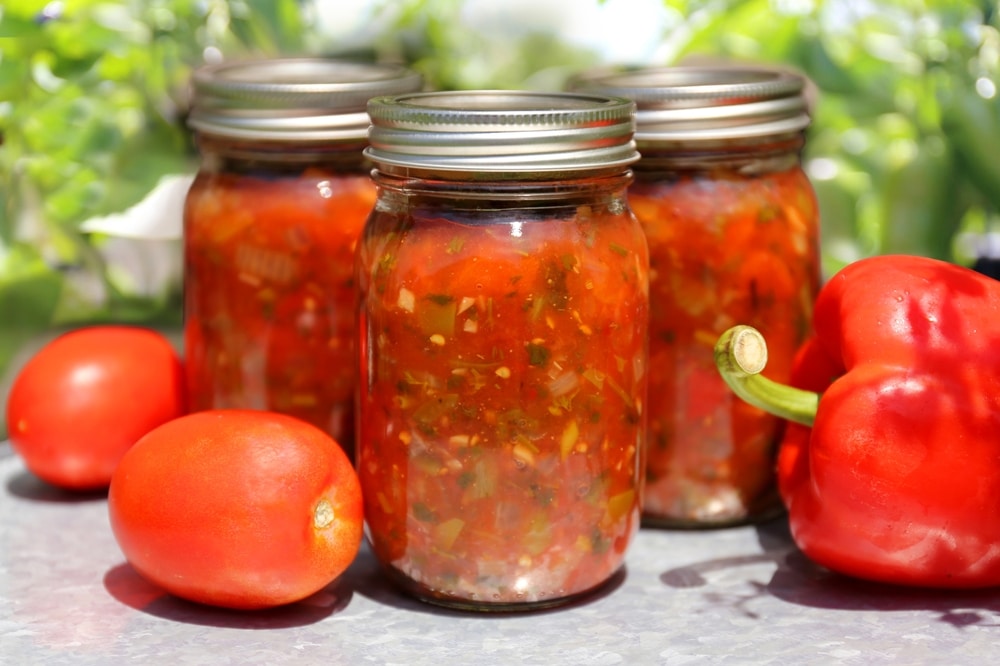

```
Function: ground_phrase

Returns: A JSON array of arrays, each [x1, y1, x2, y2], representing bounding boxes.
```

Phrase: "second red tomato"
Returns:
[[5, 326, 186, 490]]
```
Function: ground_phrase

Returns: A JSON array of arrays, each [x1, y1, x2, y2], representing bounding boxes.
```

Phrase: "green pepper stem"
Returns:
[[714, 325, 818, 427]]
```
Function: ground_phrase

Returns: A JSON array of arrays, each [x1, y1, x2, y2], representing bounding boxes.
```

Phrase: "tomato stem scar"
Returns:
[[314, 499, 335, 529]]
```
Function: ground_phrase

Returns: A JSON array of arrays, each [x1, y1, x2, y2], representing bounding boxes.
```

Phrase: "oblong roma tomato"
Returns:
[[107, 410, 363, 610], [6, 326, 186, 490]]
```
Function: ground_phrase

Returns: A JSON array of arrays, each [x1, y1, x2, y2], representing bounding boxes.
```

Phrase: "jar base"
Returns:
[[379, 562, 625, 613], [641, 492, 786, 530]]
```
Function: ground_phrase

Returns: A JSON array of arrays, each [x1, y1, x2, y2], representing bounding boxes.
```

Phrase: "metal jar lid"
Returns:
[[187, 58, 423, 142], [569, 66, 811, 144], [365, 90, 639, 174]]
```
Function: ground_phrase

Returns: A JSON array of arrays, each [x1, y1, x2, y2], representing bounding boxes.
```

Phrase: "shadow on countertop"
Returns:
[[102, 539, 626, 628], [659, 517, 1000, 628], [103, 562, 353, 630], [6, 468, 108, 503]]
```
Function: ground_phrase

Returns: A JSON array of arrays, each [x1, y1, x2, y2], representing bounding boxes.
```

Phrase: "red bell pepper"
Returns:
[[715, 254, 1000, 588]]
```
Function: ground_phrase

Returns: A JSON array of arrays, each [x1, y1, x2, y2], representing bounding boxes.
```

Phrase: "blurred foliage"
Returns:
[[0, 0, 309, 391], [662, 0, 1000, 276], [366, 0, 605, 90], [1, 0, 999, 432]]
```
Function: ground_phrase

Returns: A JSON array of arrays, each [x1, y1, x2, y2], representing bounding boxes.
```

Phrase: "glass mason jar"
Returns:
[[572, 67, 821, 528], [357, 91, 649, 610], [183, 59, 422, 456]]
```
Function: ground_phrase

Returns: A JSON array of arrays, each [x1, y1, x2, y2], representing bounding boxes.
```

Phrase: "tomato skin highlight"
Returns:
[[107, 409, 363, 610], [5, 326, 186, 490]]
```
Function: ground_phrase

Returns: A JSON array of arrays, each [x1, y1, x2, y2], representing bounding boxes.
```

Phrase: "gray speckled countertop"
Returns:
[[2, 442, 998, 665]]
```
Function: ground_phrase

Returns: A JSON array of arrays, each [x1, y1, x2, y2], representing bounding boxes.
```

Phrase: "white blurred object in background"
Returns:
[[78, 173, 190, 300], [79, 174, 190, 241]]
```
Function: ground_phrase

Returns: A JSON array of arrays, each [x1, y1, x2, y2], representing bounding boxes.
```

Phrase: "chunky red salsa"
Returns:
[[356, 199, 648, 608], [184, 166, 374, 452], [629, 166, 820, 525]]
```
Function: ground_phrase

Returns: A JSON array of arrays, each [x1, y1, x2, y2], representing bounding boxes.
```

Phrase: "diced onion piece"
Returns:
[[512, 442, 535, 467], [397, 287, 416, 313], [449, 434, 471, 447], [457, 296, 476, 314], [560, 420, 579, 460], [547, 371, 579, 398]]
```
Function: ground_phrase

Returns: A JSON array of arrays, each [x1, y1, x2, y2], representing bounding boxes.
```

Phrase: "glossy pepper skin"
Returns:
[[717, 255, 1000, 588]]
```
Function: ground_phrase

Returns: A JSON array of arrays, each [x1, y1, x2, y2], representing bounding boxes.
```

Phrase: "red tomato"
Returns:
[[107, 409, 363, 610], [5, 326, 186, 490]]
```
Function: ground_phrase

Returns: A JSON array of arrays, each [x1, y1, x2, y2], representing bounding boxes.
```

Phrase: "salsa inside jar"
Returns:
[[184, 162, 374, 451], [630, 164, 820, 525], [357, 193, 648, 609]]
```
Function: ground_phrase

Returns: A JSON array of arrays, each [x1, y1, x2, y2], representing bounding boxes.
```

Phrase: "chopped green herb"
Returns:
[[542, 260, 570, 310], [526, 342, 551, 367], [413, 502, 437, 523], [427, 293, 455, 305]]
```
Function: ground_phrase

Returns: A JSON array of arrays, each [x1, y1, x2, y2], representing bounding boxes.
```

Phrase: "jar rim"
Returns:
[[365, 90, 640, 174], [568, 65, 811, 143], [187, 58, 423, 142]]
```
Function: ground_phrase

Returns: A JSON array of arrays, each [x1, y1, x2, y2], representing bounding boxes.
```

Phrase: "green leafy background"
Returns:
[[2, 0, 998, 437]]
